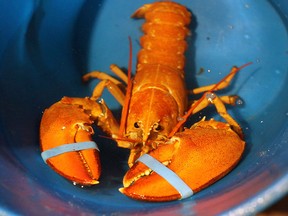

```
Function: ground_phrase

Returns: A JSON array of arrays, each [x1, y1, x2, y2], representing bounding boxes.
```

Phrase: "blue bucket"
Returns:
[[0, 0, 287, 215]]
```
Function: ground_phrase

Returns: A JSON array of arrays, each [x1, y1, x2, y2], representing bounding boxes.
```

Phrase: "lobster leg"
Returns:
[[218, 95, 240, 105], [185, 93, 243, 137], [207, 94, 243, 137], [109, 64, 128, 84], [89, 80, 126, 105], [83, 64, 128, 85], [83, 64, 128, 105], [189, 95, 238, 114], [191, 66, 239, 94], [185, 66, 245, 137]]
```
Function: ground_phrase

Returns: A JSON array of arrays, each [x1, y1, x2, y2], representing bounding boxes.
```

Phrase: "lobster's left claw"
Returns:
[[120, 119, 245, 201]]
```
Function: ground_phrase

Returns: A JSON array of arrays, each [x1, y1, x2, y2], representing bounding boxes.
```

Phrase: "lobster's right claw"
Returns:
[[40, 98, 104, 186], [120, 119, 245, 201]]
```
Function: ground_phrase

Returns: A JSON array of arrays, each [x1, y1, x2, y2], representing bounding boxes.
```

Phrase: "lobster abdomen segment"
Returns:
[[133, 2, 191, 70]]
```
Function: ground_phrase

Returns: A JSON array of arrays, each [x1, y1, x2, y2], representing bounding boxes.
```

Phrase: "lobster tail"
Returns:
[[132, 2, 191, 70]]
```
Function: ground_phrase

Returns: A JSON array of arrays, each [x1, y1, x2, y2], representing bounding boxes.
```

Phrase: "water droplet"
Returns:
[[244, 34, 250, 39], [206, 92, 216, 102], [61, 126, 66, 130], [228, 25, 234, 29], [177, 117, 184, 121], [198, 112, 203, 119], [236, 98, 244, 106], [97, 98, 103, 104], [207, 69, 211, 73], [73, 182, 77, 186], [244, 4, 250, 8], [259, 151, 266, 157], [260, 120, 264, 124]]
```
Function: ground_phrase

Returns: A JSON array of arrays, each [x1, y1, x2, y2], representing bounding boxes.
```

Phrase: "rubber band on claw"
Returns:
[[137, 154, 194, 199], [41, 141, 99, 163]]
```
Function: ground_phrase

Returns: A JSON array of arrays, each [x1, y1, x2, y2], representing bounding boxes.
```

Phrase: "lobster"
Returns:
[[40, 1, 249, 201]]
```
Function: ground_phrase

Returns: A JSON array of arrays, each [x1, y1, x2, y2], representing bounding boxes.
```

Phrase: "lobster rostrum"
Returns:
[[40, 1, 249, 201]]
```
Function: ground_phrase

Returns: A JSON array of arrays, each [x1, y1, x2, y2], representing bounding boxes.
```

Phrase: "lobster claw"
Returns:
[[40, 97, 103, 185], [120, 119, 245, 201]]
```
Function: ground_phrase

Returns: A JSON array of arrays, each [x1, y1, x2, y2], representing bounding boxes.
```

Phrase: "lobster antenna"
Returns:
[[119, 37, 133, 137], [168, 62, 253, 138]]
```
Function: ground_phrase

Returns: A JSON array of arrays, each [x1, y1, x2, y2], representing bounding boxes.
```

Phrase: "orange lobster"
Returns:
[[40, 2, 250, 201]]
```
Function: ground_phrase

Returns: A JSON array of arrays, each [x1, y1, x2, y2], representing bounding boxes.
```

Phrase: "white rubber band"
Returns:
[[137, 154, 194, 199], [41, 141, 99, 163]]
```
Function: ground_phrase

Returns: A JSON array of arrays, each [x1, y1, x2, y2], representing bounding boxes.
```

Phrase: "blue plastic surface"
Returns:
[[0, 0, 287, 215]]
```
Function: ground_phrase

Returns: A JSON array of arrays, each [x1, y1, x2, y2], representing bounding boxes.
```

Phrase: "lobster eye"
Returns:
[[134, 122, 140, 128], [154, 124, 163, 132]]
